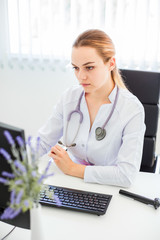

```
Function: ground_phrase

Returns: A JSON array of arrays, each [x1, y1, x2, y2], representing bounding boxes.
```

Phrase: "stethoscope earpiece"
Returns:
[[95, 127, 106, 141]]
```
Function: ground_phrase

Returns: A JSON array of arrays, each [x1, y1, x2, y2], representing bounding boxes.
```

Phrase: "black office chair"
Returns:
[[120, 69, 160, 173]]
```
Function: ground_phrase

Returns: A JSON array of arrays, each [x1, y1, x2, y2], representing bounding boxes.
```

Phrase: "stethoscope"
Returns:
[[58, 86, 119, 149]]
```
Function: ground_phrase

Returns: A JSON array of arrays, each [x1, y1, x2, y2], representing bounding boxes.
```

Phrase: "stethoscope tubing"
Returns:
[[102, 86, 119, 129], [63, 86, 119, 147], [67, 91, 84, 123]]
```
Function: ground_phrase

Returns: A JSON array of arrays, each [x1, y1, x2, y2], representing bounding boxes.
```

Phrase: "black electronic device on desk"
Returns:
[[119, 189, 160, 209], [0, 122, 30, 229], [39, 184, 112, 216]]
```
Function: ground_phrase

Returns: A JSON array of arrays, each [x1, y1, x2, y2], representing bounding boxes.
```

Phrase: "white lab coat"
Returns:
[[37, 85, 145, 187]]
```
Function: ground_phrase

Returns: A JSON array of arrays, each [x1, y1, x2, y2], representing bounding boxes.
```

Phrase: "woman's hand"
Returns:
[[48, 145, 86, 178], [49, 145, 74, 175]]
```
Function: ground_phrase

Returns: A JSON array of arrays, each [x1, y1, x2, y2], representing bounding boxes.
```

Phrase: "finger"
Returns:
[[48, 152, 55, 158], [55, 144, 66, 152], [49, 148, 58, 157], [50, 146, 60, 155], [48, 152, 60, 161]]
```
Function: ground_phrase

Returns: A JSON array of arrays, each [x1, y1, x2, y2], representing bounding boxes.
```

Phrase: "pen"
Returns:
[[119, 189, 160, 209]]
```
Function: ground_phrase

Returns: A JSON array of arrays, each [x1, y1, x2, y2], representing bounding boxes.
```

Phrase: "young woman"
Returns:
[[38, 29, 145, 187]]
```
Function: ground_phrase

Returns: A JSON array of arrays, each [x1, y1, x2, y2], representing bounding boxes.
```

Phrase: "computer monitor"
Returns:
[[0, 122, 30, 229]]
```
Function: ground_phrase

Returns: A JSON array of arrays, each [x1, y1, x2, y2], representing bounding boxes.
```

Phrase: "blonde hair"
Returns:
[[73, 29, 126, 89]]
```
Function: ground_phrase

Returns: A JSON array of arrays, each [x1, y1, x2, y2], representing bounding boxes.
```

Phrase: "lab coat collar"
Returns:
[[108, 85, 118, 103], [81, 84, 118, 103]]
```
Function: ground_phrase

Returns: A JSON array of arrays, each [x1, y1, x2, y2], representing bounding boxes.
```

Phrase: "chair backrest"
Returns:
[[120, 69, 160, 173]]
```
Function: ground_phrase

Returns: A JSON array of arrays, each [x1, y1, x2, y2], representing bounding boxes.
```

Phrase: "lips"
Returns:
[[81, 83, 90, 87]]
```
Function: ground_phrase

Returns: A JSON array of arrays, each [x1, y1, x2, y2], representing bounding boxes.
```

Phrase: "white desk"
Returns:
[[0, 157, 160, 240]]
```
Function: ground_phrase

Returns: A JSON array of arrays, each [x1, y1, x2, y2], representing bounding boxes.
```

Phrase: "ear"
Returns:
[[109, 57, 116, 71]]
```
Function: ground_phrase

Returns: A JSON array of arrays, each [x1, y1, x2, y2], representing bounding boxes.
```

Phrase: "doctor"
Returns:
[[37, 29, 145, 187]]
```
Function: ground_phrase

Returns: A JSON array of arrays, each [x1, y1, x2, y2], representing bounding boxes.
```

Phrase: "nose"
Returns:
[[77, 69, 87, 80]]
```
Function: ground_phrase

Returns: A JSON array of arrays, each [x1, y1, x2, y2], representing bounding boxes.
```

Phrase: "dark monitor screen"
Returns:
[[0, 122, 30, 229]]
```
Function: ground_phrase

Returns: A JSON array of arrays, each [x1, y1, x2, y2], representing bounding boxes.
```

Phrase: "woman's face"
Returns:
[[71, 46, 115, 94]]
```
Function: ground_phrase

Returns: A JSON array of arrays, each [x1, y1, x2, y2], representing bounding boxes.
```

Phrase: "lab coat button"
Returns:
[[81, 144, 85, 147]]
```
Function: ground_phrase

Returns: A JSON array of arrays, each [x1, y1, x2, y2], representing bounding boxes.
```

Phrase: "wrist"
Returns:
[[70, 162, 86, 179]]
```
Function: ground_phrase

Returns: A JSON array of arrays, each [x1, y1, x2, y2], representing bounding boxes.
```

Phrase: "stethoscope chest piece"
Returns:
[[95, 127, 106, 141], [64, 86, 119, 145]]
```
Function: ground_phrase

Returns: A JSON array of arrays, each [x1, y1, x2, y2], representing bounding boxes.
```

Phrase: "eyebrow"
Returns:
[[71, 61, 95, 67]]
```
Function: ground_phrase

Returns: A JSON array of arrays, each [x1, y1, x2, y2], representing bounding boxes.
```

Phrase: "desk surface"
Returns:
[[0, 156, 160, 240]]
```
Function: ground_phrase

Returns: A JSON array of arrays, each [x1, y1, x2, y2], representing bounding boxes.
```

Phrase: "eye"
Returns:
[[72, 66, 79, 71], [86, 66, 94, 70]]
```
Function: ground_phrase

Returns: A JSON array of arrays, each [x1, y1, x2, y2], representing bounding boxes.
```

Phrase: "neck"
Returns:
[[86, 79, 115, 103]]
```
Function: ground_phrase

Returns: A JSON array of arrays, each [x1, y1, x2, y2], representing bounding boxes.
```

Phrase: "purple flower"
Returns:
[[4, 130, 15, 146], [15, 190, 23, 205], [0, 206, 21, 219], [44, 160, 52, 175], [45, 173, 54, 178], [38, 173, 54, 184], [27, 136, 32, 145], [0, 207, 14, 219], [14, 160, 26, 173], [15, 179, 23, 185], [2, 171, 15, 178], [24, 200, 29, 208], [16, 136, 24, 147], [38, 174, 45, 184], [37, 159, 54, 184], [36, 136, 41, 152], [54, 195, 62, 206], [0, 177, 8, 184], [9, 208, 21, 219], [1, 207, 22, 219], [0, 148, 11, 162], [27, 136, 35, 154], [10, 189, 16, 205], [32, 171, 36, 177], [27, 136, 33, 149]]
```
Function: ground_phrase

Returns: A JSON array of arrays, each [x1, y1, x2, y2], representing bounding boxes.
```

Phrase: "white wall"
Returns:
[[0, 0, 76, 137], [0, 65, 75, 137]]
